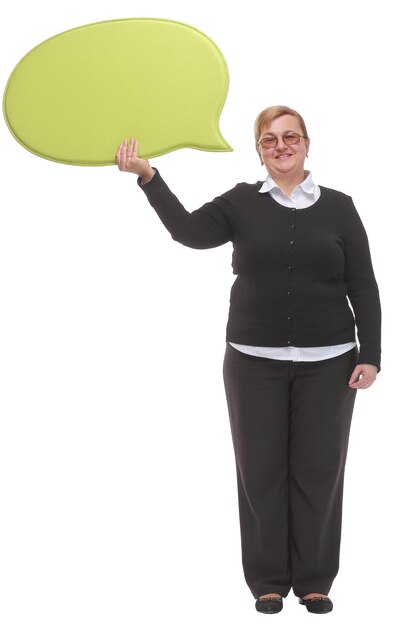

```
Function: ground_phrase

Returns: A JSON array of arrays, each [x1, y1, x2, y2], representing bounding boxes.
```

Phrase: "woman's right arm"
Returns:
[[115, 137, 234, 250]]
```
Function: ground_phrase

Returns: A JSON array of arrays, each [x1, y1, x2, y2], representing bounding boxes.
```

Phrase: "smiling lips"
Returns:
[[276, 153, 292, 159]]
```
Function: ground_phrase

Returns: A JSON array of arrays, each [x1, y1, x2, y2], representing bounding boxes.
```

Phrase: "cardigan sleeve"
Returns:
[[137, 168, 234, 249], [343, 197, 382, 371]]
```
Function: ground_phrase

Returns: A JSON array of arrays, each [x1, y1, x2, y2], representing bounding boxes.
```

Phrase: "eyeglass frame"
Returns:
[[257, 132, 309, 149]]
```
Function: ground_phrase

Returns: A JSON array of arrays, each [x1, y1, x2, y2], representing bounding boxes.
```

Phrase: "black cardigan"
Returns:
[[138, 168, 381, 371]]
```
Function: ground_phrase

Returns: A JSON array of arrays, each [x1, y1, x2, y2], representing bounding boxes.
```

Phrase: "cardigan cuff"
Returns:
[[137, 167, 158, 188], [357, 350, 381, 373]]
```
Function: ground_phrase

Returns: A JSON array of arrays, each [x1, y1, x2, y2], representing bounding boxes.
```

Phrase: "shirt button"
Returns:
[[287, 316, 291, 320], [288, 265, 291, 270], [290, 240, 294, 245], [287, 291, 291, 295], [287, 340, 291, 345], [292, 208, 296, 212]]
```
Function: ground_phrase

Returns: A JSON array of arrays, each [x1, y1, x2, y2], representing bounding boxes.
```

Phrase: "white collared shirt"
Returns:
[[258, 170, 320, 208], [228, 171, 356, 361]]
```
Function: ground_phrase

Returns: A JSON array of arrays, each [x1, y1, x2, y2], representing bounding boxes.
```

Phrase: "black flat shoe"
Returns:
[[299, 596, 333, 613], [255, 595, 283, 614]]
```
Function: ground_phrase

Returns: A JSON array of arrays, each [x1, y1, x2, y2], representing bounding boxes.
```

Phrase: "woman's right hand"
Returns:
[[115, 137, 155, 183]]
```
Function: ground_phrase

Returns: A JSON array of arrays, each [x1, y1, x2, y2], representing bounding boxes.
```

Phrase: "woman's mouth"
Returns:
[[275, 153, 292, 160]]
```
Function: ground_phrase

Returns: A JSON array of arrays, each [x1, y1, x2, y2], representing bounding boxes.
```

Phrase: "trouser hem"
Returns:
[[252, 588, 291, 599], [292, 583, 333, 597]]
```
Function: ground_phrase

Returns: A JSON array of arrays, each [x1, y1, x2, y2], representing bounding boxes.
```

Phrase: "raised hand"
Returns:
[[115, 137, 155, 182]]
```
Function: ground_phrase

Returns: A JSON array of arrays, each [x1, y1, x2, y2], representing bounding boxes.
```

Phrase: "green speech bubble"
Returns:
[[3, 18, 232, 165]]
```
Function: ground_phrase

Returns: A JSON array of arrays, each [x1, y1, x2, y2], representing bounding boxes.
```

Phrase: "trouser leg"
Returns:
[[288, 347, 358, 597], [222, 343, 292, 598]]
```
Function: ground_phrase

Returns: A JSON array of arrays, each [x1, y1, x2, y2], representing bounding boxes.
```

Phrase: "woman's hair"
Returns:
[[254, 105, 309, 150]]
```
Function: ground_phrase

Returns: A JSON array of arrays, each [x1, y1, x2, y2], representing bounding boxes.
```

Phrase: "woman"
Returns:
[[115, 105, 381, 614]]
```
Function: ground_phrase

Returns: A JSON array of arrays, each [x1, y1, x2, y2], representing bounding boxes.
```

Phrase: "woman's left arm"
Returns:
[[343, 197, 382, 380]]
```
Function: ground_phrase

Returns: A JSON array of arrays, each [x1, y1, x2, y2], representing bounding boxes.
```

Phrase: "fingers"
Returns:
[[348, 364, 377, 390], [115, 137, 134, 171], [126, 137, 138, 159], [349, 377, 373, 390], [127, 137, 134, 159], [115, 142, 122, 167], [115, 137, 126, 169]]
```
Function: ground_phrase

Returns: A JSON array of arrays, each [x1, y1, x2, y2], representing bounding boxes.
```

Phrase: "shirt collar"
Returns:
[[258, 171, 317, 196]]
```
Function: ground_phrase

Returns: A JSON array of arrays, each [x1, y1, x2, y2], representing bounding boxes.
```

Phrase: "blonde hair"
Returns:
[[254, 105, 309, 151]]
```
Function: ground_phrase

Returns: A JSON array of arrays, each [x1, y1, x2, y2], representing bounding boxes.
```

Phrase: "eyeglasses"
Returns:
[[258, 132, 308, 149]]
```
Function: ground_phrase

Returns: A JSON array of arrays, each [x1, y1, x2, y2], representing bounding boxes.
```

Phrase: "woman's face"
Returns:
[[258, 114, 310, 181]]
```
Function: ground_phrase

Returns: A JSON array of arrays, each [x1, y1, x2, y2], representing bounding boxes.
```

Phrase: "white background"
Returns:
[[0, 0, 415, 624]]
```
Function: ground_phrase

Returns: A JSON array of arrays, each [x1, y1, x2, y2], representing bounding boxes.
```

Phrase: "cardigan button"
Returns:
[[287, 340, 291, 345]]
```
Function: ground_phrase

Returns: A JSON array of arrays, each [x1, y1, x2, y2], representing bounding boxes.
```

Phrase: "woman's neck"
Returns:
[[269, 170, 308, 197]]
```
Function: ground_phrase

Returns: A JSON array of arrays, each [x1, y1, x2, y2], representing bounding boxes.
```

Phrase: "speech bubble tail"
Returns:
[[215, 135, 234, 152], [185, 140, 233, 154], [186, 127, 233, 153]]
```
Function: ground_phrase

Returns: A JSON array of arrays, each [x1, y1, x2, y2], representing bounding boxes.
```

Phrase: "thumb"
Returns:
[[348, 365, 362, 386]]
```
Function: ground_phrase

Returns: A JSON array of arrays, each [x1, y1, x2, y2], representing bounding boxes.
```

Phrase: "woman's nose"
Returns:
[[274, 137, 288, 151]]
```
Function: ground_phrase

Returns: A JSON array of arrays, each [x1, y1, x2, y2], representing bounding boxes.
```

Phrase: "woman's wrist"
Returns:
[[139, 167, 155, 184]]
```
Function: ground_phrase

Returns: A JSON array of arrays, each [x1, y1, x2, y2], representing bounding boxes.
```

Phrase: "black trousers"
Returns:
[[222, 343, 358, 599]]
